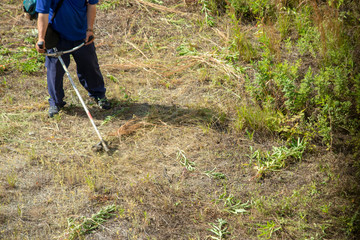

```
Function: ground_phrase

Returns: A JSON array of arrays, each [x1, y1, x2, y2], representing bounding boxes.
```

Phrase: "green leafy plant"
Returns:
[[245, 129, 255, 140], [101, 109, 125, 125], [6, 172, 17, 188], [277, 7, 295, 40], [177, 150, 196, 171], [218, 191, 251, 214], [17, 47, 44, 73], [106, 74, 119, 83], [249, 138, 307, 178], [234, 104, 283, 133], [200, 0, 215, 26], [204, 167, 226, 179], [224, 198, 251, 214], [320, 203, 331, 214], [208, 218, 230, 240], [238, 0, 360, 147], [346, 209, 360, 235], [227, 7, 256, 62], [176, 43, 198, 56], [257, 220, 281, 239], [0, 47, 44, 73], [66, 205, 117, 239], [85, 175, 96, 192], [148, 0, 163, 4], [98, 0, 120, 10]]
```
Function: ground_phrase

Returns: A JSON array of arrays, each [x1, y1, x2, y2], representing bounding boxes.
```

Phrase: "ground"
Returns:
[[0, 0, 359, 239]]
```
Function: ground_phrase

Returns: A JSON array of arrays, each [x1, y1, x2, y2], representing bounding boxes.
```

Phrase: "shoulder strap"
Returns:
[[50, 0, 65, 22]]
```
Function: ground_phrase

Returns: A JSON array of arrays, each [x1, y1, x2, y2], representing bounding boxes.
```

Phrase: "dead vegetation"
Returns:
[[0, 0, 359, 239]]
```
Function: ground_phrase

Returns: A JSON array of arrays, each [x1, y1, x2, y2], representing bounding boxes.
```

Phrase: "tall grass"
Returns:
[[201, 0, 360, 148]]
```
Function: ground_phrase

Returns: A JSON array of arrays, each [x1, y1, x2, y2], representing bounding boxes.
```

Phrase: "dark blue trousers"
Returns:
[[45, 38, 106, 107]]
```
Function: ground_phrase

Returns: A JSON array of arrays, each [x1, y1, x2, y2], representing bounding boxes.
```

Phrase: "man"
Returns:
[[35, 0, 111, 117]]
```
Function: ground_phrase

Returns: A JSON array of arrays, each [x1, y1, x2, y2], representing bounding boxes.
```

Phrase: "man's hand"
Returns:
[[36, 39, 46, 53], [85, 30, 94, 45]]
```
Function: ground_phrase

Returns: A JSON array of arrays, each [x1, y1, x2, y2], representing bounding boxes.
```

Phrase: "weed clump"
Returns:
[[202, 0, 360, 149]]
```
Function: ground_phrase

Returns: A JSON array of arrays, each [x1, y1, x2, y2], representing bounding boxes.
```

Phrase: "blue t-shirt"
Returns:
[[36, 0, 98, 41]]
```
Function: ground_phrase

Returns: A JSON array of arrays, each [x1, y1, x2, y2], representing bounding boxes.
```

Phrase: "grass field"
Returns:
[[0, 0, 359, 239]]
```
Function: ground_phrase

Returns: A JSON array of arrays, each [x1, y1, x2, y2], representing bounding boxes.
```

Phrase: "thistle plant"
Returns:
[[204, 167, 226, 179], [218, 192, 251, 214], [249, 138, 307, 178], [177, 150, 196, 171], [66, 205, 117, 239], [208, 218, 230, 240]]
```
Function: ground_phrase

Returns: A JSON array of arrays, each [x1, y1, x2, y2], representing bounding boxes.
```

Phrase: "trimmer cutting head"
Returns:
[[92, 141, 109, 152]]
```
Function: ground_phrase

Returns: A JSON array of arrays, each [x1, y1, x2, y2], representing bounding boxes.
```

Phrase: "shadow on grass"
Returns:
[[61, 100, 229, 154], [62, 99, 229, 131]]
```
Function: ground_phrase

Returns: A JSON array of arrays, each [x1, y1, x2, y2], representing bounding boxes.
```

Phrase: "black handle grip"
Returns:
[[86, 35, 94, 43], [38, 41, 45, 49]]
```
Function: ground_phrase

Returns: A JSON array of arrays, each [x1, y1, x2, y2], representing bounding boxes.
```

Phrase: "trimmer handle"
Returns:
[[37, 36, 93, 51], [86, 35, 94, 43], [37, 41, 45, 50]]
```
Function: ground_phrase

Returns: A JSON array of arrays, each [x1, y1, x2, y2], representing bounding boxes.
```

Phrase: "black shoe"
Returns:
[[95, 97, 111, 110], [58, 101, 67, 108], [48, 102, 66, 118], [48, 106, 60, 118]]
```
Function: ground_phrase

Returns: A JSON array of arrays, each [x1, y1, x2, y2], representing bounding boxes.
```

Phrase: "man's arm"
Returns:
[[36, 13, 49, 52], [86, 4, 96, 45]]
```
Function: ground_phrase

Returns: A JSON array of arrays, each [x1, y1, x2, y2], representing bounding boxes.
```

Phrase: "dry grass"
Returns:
[[0, 0, 359, 239]]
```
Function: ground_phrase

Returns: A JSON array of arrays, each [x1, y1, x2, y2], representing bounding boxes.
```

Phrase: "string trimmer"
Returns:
[[38, 37, 109, 152]]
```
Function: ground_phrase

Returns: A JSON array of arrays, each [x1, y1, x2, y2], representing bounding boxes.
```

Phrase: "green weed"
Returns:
[[225, 0, 275, 21], [66, 205, 117, 239], [320, 203, 331, 214], [98, 0, 120, 11], [0, 46, 44, 73], [106, 74, 119, 83], [6, 172, 17, 188], [177, 150, 196, 171], [257, 220, 281, 239], [17, 204, 22, 218], [148, 0, 163, 4], [245, 129, 255, 140], [277, 7, 295, 40], [224, 0, 360, 146], [17, 47, 44, 73], [249, 138, 307, 178], [346, 209, 360, 236], [200, 0, 215, 27], [204, 168, 226, 179], [176, 43, 198, 56], [101, 109, 125, 125], [85, 175, 96, 192], [234, 104, 282, 133], [223, 196, 250, 214], [217, 188, 251, 214], [208, 218, 230, 240], [228, 10, 256, 62], [1, 77, 8, 88]]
